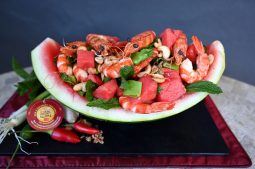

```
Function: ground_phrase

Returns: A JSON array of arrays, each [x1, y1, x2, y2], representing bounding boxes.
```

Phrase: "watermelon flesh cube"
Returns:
[[87, 74, 103, 85], [160, 28, 183, 50], [77, 50, 95, 69], [139, 75, 157, 103], [157, 69, 186, 102], [93, 79, 118, 100]]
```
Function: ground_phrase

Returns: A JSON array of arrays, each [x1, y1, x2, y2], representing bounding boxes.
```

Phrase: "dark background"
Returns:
[[1, 0, 255, 85]]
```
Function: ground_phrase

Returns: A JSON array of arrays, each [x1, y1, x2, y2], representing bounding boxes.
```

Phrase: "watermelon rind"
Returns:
[[31, 38, 225, 122]]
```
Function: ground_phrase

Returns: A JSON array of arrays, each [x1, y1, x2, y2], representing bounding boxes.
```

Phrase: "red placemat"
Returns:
[[0, 92, 252, 168]]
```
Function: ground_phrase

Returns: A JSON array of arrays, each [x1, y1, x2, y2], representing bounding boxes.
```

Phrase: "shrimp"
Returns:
[[86, 34, 119, 56], [134, 49, 158, 74], [180, 35, 214, 83], [172, 33, 188, 65], [103, 57, 133, 78], [124, 31, 156, 57], [119, 96, 174, 114], [73, 64, 88, 82], [60, 41, 86, 56], [57, 54, 73, 76]]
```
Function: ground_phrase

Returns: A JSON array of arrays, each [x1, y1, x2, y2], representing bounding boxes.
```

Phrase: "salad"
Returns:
[[55, 28, 222, 114]]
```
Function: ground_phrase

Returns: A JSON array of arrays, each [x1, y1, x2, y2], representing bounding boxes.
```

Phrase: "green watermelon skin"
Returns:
[[31, 38, 225, 123]]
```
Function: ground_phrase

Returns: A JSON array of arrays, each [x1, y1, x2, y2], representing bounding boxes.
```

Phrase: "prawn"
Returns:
[[103, 57, 133, 78], [57, 54, 73, 76], [73, 64, 88, 82], [119, 96, 174, 114], [180, 36, 214, 83], [86, 34, 119, 56], [172, 33, 188, 65], [60, 41, 86, 56], [124, 31, 156, 57]]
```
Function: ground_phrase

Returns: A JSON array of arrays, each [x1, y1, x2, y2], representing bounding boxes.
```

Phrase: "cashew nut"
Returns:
[[152, 77, 165, 83], [73, 82, 86, 92], [151, 73, 166, 83], [87, 68, 97, 74], [104, 56, 118, 66], [154, 39, 162, 48], [77, 46, 87, 51], [158, 46, 171, 60], [151, 65, 159, 74], [95, 56, 104, 64], [137, 64, 152, 78]]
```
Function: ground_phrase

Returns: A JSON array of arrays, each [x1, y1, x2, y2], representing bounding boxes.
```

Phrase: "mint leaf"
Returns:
[[131, 49, 153, 65], [120, 65, 134, 79], [77, 90, 85, 96], [67, 56, 76, 66], [85, 80, 98, 101], [103, 76, 111, 83], [185, 81, 223, 94], [60, 73, 77, 85], [163, 62, 179, 70], [157, 86, 162, 94], [12, 57, 30, 79], [87, 98, 120, 110]]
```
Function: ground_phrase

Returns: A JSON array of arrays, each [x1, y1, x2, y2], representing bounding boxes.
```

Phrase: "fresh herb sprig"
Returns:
[[87, 98, 120, 110], [12, 57, 44, 101], [185, 80, 223, 94]]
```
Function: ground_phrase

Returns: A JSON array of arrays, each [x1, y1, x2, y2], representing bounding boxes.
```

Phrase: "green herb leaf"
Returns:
[[131, 49, 154, 65], [60, 73, 77, 85], [87, 98, 120, 110], [120, 65, 134, 79], [157, 86, 163, 94], [163, 62, 179, 70], [77, 90, 85, 96], [12, 57, 30, 79], [67, 56, 77, 66], [86, 45, 93, 51], [185, 81, 223, 94], [103, 76, 111, 83], [85, 80, 98, 101], [123, 80, 142, 97]]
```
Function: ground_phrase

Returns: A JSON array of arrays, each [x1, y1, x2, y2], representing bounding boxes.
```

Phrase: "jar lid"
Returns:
[[26, 99, 64, 131]]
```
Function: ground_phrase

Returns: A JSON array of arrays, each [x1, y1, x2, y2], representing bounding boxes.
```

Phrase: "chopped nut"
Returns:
[[73, 82, 86, 91], [95, 55, 104, 64], [87, 68, 97, 74], [137, 64, 152, 78]]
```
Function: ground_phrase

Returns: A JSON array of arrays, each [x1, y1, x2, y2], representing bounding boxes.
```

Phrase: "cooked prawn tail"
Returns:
[[192, 36, 205, 55]]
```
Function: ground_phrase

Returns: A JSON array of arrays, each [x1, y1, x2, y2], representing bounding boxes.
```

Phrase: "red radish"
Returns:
[[47, 128, 80, 144], [77, 50, 95, 69], [157, 69, 186, 103], [139, 75, 157, 103], [160, 28, 183, 50], [87, 74, 103, 85], [186, 44, 197, 64], [73, 121, 100, 135], [93, 79, 118, 100]]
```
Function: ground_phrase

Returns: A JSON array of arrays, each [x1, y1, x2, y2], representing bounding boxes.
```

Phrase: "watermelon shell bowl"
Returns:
[[31, 28, 225, 122]]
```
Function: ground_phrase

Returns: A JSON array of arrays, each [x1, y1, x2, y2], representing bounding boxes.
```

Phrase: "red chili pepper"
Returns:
[[73, 121, 100, 135], [47, 128, 81, 144]]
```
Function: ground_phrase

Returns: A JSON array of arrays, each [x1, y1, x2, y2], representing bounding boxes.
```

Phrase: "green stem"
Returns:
[[26, 90, 50, 106], [6, 144, 19, 169]]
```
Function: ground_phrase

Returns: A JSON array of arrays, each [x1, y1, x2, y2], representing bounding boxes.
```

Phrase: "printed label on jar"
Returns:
[[27, 99, 64, 131]]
